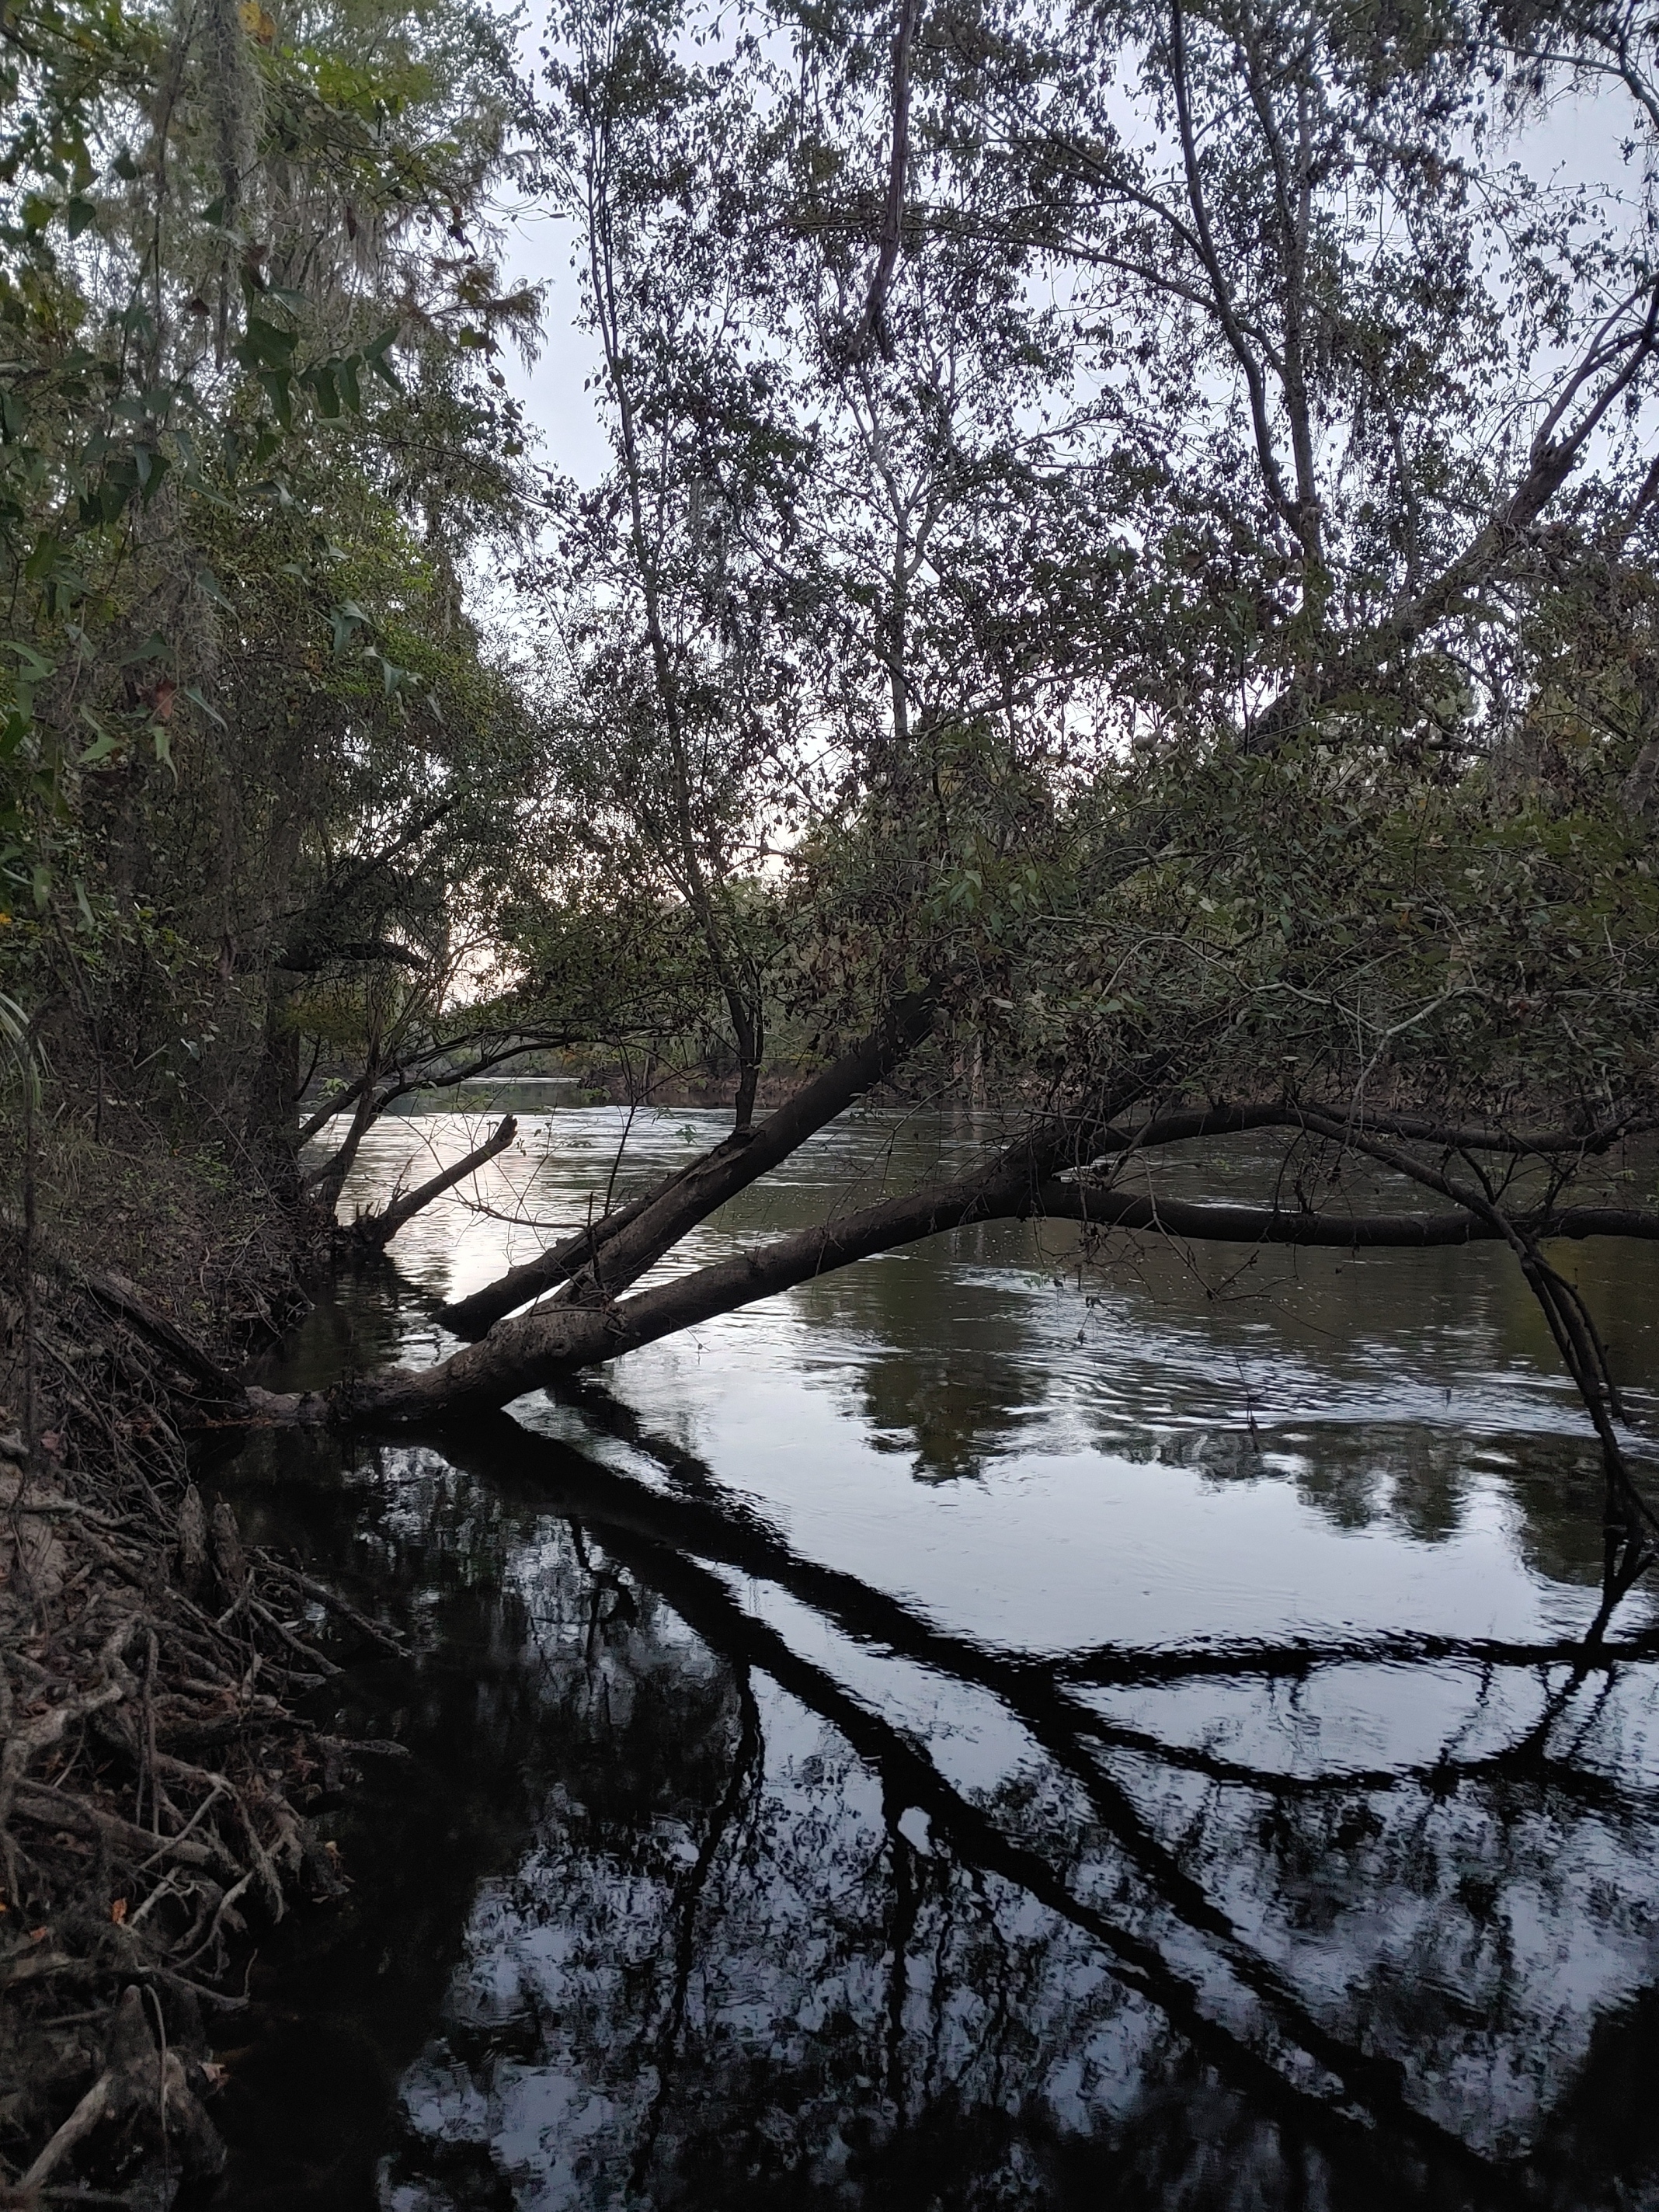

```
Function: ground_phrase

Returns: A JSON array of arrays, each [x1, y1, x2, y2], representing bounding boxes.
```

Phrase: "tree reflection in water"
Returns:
[[351, 1419, 1659, 2212], [224, 1115, 1659, 2210]]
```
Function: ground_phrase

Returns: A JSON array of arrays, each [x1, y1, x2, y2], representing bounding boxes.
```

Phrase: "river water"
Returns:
[[200, 1094, 1659, 2211]]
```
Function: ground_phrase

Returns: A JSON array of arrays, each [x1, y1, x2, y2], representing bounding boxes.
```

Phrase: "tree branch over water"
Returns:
[[245, 1108, 1659, 1427]]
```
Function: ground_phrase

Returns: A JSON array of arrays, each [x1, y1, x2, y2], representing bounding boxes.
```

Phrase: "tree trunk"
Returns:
[[303, 1064, 384, 1213], [440, 993, 938, 1337], [245, 1170, 1659, 1430]]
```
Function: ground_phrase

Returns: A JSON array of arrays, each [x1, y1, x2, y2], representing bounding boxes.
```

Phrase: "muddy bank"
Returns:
[[0, 1139, 396, 2203]]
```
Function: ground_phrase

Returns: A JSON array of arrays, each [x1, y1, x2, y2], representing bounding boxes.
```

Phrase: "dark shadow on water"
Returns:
[[195, 1389, 1659, 2212], [223, 1119, 1659, 2207]]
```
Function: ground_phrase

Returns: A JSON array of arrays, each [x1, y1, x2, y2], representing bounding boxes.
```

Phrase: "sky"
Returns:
[[483, 19, 1656, 496], [495, 198, 609, 490]]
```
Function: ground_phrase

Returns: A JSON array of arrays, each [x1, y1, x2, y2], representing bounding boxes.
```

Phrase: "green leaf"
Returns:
[[137, 448, 169, 503], [327, 600, 367, 655], [258, 370, 294, 429], [4, 640, 54, 681], [78, 718, 121, 765], [361, 326, 402, 390], [64, 196, 96, 238], [183, 684, 225, 729], [234, 322, 300, 415], [238, 316, 298, 370]]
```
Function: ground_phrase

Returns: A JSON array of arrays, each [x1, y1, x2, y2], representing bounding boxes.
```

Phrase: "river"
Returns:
[[197, 1094, 1659, 2210]]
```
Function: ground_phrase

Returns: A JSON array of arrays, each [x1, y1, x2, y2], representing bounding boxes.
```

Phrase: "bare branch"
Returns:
[[350, 1115, 519, 1252]]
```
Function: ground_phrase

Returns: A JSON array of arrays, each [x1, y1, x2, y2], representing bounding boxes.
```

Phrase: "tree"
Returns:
[[11, 0, 1654, 1617], [224, 0, 1659, 1657], [0, 0, 551, 1177]]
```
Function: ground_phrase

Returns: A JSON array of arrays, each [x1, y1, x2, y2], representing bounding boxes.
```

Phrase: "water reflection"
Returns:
[[206, 1108, 1659, 2208]]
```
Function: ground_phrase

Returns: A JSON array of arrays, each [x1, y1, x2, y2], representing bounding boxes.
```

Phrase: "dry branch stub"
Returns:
[[349, 1111, 519, 1250]]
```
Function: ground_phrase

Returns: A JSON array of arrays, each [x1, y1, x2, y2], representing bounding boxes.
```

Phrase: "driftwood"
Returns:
[[16, 1245, 242, 1400], [249, 1001, 1659, 1638]]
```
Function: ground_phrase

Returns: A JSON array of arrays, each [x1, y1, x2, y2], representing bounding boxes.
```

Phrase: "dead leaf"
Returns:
[[110, 1898, 128, 1925]]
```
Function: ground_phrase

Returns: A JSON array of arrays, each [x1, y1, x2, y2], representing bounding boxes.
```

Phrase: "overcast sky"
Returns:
[[485, 28, 1654, 496]]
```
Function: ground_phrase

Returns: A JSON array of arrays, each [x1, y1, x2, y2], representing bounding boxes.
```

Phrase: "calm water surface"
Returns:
[[200, 1097, 1659, 2210]]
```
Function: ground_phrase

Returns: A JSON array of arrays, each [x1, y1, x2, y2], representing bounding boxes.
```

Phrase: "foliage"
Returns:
[[0, 0, 544, 1153], [517, 0, 1659, 1151], [9, 0, 1659, 1214]]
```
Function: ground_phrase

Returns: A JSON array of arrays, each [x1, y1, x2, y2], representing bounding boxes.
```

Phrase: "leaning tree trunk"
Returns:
[[439, 992, 939, 1337], [243, 1161, 1659, 1430], [235, 993, 1659, 1525], [304, 1062, 385, 1213]]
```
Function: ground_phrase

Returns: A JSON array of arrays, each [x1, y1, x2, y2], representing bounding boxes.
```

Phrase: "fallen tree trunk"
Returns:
[[1049, 1186, 1659, 1247], [439, 991, 939, 1336], [437, 1150, 708, 1337], [246, 1167, 1659, 1428], [52, 1257, 242, 1397], [441, 1075, 1650, 1348], [350, 1115, 518, 1251], [1092, 1101, 1657, 1160]]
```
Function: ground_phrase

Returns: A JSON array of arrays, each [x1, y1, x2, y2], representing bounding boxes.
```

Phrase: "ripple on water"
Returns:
[[207, 1107, 1659, 2210]]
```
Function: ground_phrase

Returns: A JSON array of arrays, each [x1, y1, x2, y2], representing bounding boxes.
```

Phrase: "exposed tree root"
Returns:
[[0, 1216, 399, 2200]]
